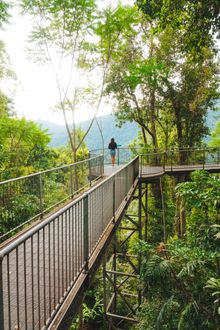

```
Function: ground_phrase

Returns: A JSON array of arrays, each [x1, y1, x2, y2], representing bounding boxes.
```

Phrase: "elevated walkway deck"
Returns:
[[141, 164, 220, 182]]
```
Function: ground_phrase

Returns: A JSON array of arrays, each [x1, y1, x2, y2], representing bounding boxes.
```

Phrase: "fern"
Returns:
[[211, 225, 220, 240], [156, 295, 175, 329], [178, 300, 199, 330], [143, 255, 171, 284], [178, 259, 205, 278], [205, 278, 220, 314]]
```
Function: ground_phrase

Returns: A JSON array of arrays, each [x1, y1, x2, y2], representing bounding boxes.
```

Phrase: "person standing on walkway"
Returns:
[[108, 138, 117, 166]]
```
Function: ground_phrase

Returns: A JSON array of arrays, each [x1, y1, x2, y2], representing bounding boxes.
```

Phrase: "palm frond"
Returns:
[[178, 260, 205, 278], [178, 302, 192, 329], [156, 295, 175, 330], [144, 255, 171, 284]]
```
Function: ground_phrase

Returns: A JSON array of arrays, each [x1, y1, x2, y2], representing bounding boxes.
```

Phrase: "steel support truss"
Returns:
[[103, 181, 148, 329]]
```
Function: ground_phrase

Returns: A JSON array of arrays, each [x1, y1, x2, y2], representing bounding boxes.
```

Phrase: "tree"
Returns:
[[0, 90, 12, 118], [136, 0, 220, 56], [175, 170, 220, 238], [138, 171, 220, 329], [209, 120, 220, 147], [154, 29, 219, 153], [0, 117, 53, 179], [106, 9, 219, 154], [0, 0, 9, 26], [104, 6, 164, 151], [20, 0, 97, 162], [0, 39, 16, 118]]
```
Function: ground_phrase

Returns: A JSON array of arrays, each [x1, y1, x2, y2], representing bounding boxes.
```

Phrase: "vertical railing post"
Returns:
[[140, 156, 142, 177], [89, 158, 92, 187], [0, 256, 4, 330], [70, 165, 74, 197], [117, 148, 120, 166], [203, 149, 205, 169], [39, 173, 43, 219], [113, 177, 116, 223], [163, 151, 166, 170], [133, 158, 137, 182], [101, 155, 104, 176], [83, 193, 89, 272], [171, 151, 173, 171], [103, 254, 107, 323], [126, 166, 129, 197]]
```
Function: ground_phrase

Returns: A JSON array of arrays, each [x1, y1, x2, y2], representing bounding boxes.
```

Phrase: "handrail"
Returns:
[[0, 156, 138, 258], [0, 155, 104, 242], [0, 155, 102, 185], [90, 146, 220, 155], [140, 148, 220, 176], [89, 147, 220, 167]]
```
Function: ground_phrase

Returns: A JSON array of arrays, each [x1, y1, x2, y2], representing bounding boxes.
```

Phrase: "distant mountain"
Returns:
[[37, 108, 220, 149], [206, 108, 220, 132], [37, 114, 139, 149], [204, 102, 220, 141]]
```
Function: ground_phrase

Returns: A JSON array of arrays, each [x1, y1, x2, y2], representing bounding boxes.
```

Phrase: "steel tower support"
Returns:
[[103, 180, 148, 329]]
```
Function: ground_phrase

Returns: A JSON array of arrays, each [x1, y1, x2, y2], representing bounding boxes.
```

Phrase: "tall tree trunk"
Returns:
[[149, 88, 158, 153], [173, 103, 188, 165]]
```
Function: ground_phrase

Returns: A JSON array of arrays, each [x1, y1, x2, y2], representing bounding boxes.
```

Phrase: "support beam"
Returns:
[[104, 181, 147, 329]]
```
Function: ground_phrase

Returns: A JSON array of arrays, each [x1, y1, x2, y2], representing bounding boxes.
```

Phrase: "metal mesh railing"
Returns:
[[167, 148, 220, 168], [0, 155, 104, 242], [140, 152, 165, 176], [140, 148, 220, 175], [90, 148, 136, 165], [0, 156, 139, 330]]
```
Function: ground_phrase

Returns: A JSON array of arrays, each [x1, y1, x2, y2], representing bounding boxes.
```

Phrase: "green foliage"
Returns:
[[136, 0, 220, 56], [176, 171, 220, 210], [137, 171, 220, 329], [95, 4, 139, 64], [205, 278, 220, 315], [209, 120, 220, 147], [0, 117, 54, 179], [105, 5, 219, 151], [176, 171, 220, 241], [0, 194, 39, 234], [0, 0, 10, 25], [0, 90, 12, 118], [0, 39, 16, 118], [70, 271, 105, 329], [21, 0, 96, 57], [138, 238, 220, 329]]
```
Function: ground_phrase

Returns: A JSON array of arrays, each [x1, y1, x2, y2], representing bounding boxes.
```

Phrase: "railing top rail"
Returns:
[[0, 154, 103, 185], [90, 146, 219, 153], [0, 156, 138, 259]]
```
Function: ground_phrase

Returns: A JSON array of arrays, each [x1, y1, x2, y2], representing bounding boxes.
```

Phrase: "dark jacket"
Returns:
[[108, 141, 117, 150]]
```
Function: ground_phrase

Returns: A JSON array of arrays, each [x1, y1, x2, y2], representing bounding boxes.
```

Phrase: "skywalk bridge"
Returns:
[[0, 148, 220, 330]]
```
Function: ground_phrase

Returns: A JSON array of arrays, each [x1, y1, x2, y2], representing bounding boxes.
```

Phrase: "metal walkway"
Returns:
[[0, 148, 220, 330]]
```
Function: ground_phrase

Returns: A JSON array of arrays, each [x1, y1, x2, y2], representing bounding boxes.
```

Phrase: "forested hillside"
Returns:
[[37, 114, 139, 149], [38, 109, 219, 148]]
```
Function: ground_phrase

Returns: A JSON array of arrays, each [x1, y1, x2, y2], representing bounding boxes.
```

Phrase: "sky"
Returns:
[[0, 0, 134, 125]]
